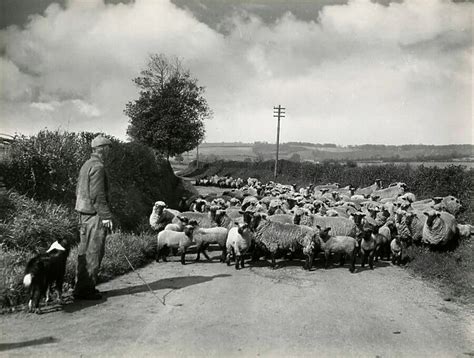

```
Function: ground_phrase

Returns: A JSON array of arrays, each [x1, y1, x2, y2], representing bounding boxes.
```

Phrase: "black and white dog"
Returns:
[[23, 238, 71, 313]]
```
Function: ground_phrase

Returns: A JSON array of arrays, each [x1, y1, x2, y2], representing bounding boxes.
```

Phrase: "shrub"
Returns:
[[0, 191, 78, 252]]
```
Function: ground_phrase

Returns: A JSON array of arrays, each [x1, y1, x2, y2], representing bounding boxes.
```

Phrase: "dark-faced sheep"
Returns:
[[193, 227, 229, 262], [226, 223, 254, 270], [360, 228, 376, 270], [422, 210, 458, 247], [317, 226, 359, 273], [251, 213, 320, 270], [156, 225, 195, 265]]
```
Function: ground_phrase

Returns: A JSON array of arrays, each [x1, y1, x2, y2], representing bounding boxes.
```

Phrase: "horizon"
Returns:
[[1, 0, 472, 145]]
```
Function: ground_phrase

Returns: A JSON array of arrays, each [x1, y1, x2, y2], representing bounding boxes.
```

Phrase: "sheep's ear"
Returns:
[[324, 228, 331, 233], [423, 212, 429, 216], [316, 225, 321, 230]]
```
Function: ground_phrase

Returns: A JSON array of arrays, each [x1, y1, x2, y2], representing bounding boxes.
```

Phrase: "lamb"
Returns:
[[360, 227, 377, 270], [374, 220, 397, 261], [156, 225, 195, 265], [226, 223, 254, 270], [193, 227, 229, 262], [317, 226, 358, 273], [422, 210, 458, 247], [251, 213, 320, 270], [390, 237, 403, 265]]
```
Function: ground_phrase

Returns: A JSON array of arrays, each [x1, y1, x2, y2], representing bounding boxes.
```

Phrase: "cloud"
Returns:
[[0, 0, 472, 144]]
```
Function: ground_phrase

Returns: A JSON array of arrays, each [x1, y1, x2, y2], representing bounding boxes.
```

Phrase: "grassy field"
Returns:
[[178, 142, 474, 166]]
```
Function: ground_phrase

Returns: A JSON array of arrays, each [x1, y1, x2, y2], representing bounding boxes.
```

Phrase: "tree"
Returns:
[[125, 54, 211, 160]]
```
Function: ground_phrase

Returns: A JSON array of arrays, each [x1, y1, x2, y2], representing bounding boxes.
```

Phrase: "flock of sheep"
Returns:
[[149, 175, 472, 271]]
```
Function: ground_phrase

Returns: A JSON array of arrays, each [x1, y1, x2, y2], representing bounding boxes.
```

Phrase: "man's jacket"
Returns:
[[75, 153, 112, 219]]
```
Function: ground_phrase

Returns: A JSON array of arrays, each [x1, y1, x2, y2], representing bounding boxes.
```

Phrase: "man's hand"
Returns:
[[102, 219, 114, 231]]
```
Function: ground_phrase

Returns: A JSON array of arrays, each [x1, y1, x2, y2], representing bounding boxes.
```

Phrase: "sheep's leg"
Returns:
[[220, 246, 227, 263], [240, 255, 245, 269], [306, 254, 314, 271], [324, 252, 330, 269], [340, 254, 345, 266], [361, 250, 366, 268], [271, 252, 277, 269], [350, 252, 356, 273], [226, 246, 234, 266], [195, 244, 201, 261], [235, 255, 241, 270], [369, 251, 374, 270], [180, 248, 186, 265], [202, 244, 212, 261]]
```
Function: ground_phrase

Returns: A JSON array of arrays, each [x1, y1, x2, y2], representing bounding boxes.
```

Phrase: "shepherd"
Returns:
[[73, 135, 114, 300]]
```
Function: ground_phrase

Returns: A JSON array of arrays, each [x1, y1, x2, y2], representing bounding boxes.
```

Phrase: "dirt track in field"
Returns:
[[1, 185, 473, 357]]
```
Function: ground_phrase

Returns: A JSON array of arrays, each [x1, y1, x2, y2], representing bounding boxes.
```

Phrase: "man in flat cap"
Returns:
[[74, 135, 113, 300]]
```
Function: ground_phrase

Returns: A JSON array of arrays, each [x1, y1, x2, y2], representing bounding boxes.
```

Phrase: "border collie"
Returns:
[[23, 238, 70, 313]]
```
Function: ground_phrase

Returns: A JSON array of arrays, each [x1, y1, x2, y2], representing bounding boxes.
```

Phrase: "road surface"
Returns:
[[1, 253, 473, 357]]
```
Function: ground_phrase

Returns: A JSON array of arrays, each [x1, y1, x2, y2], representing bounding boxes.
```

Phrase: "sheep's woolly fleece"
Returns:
[[422, 211, 457, 246], [255, 220, 318, 255]]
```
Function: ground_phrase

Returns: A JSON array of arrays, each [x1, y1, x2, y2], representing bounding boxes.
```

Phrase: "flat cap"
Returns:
[[91, 135, 112, 148], [154, 201, 166, 207]]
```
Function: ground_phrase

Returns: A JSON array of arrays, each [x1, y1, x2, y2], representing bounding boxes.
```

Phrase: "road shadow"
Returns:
[[0, 336, 58, 352], [104, 274, 231, 298]]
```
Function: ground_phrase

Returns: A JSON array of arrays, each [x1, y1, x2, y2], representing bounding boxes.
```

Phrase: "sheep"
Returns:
[[149, 201, 177, 232], [457, 224, 474, 240], [317, 226, 358, 273], [412, 195, 464, 217], [193, 227, 229, 262], [360, 227, 377, 270], [164, 215, 189, 232], [354, 179, 383, 196], [374, 220, 397, 261], [372, 182, 408, 201], [390, 237, 403, 265], [250, 213, 320, 270], [226, 223, 254, 270], [395, 209, 425, 246], [294, 211, 357, 238], [156, 225, 195, 265], [422, 210, 458, 247]]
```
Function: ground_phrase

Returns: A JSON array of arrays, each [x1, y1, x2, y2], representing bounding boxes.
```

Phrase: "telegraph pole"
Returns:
[[273, 105, 285, 179]]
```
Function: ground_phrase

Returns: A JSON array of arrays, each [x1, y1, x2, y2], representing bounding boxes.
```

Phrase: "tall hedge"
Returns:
[[1, 130, 196, 232]]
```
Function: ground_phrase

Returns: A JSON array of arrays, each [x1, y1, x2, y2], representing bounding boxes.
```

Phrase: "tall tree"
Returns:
[[125, 54, 211, 160]]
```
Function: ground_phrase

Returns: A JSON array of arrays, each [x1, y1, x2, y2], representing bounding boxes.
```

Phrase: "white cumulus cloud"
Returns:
[[0, 0, 472, 144]]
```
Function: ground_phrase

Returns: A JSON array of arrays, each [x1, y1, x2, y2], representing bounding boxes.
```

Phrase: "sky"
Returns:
[[0, 0, 472, 145]]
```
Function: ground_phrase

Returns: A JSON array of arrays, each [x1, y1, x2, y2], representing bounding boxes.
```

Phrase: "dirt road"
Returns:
[[1, 254, 473, 357]]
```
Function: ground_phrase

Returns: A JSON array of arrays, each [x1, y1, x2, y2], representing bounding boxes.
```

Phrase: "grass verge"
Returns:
[[1, 232, 157, 312], [404, 238, 474, 304]]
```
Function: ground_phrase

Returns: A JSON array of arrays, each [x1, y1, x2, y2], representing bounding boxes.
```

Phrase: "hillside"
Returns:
[[178, 142, 474, 164]]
